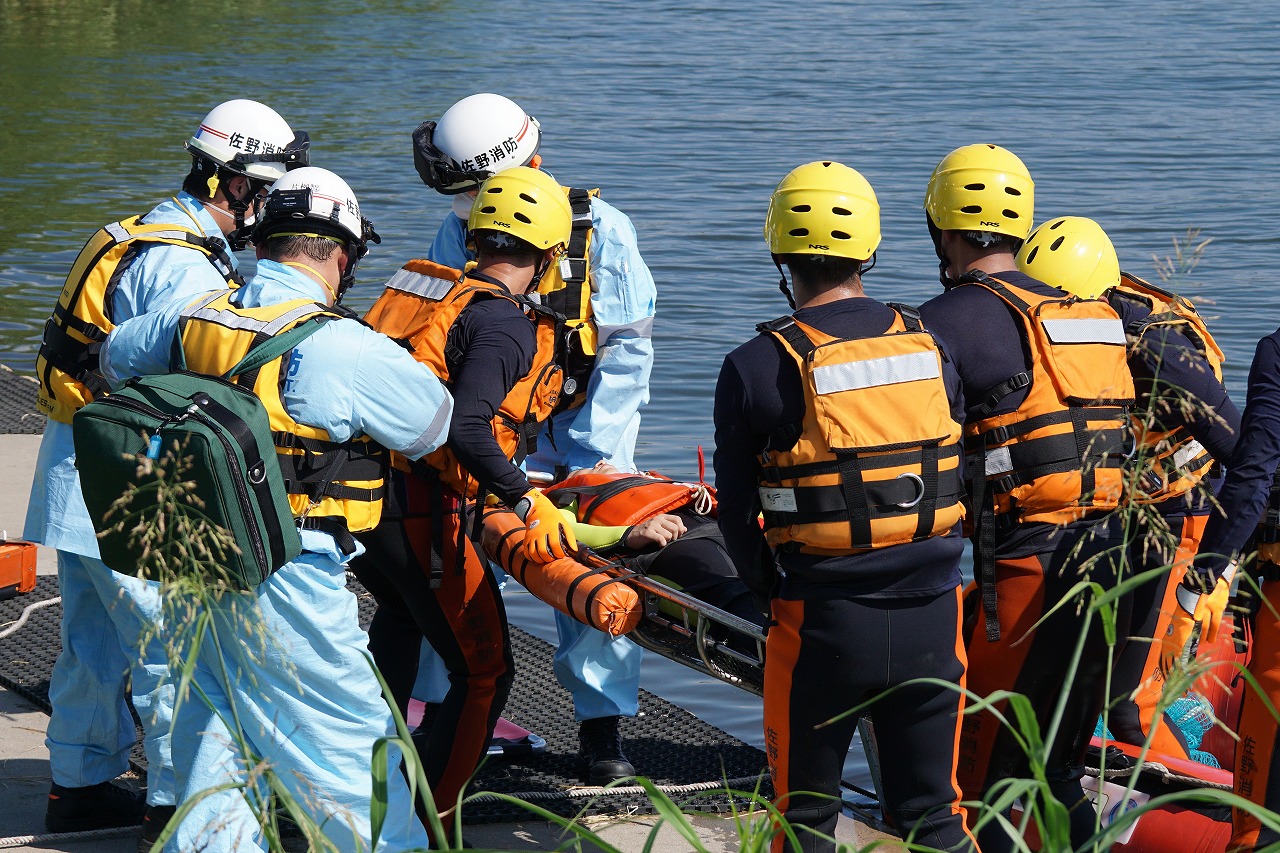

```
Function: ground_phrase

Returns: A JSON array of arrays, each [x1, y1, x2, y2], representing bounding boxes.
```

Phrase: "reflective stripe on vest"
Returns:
[[366, 262, 563, 497], [755, 304, 965, 555], [178, 291, 387, 535], [963, 272, 1135, 525], [36, 213, 242, 423]]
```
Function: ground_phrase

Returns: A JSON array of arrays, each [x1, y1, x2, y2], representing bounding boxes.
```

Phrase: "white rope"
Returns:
[[0, 825, 137, 849], [0, 596, 61, 639], [691, 484, 714, 516]]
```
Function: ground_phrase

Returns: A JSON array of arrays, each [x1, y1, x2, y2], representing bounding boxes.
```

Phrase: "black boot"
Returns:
[[136, 804, 176, 852], [45, 780, 145, 833], [578, 716, 636, 785]]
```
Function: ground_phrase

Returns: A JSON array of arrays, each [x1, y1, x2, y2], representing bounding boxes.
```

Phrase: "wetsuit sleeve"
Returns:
[[446, 298, 538, 504], [559, 197, 656, 472], [1197, 333, 1280, 576], [424, 213, 471, 268], [1129, 322, 1241, 462], [713, 350, 777, 604]]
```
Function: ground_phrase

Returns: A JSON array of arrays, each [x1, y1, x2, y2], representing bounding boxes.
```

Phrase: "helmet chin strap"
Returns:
[[772, 256, 796, 310]]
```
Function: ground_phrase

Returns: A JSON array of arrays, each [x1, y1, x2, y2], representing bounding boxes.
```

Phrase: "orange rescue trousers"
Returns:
[[959, 516, 1131, 853], [765, 588, 975, 853], [351, 469, 514, 840], [1109, 512, 1209, 759], [1232, 578, 1280, 851]]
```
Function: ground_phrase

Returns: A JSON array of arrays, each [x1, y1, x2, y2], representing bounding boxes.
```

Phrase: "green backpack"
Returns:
[[73, 318, 330, 588]]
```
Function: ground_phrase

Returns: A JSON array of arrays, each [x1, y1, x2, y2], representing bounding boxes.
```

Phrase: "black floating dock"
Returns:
[[0, 365, 44, 434], [0, 577, 768, 824]]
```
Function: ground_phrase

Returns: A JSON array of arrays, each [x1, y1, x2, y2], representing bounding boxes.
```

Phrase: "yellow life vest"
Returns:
[[755, 305, 966, 556], [1110, 272, 1225, 504], [36, 212, 242, 424], [962, 272, 1136, 525], [177, 291, 388, 540], [537, 187, 597, 413], [364, 259, 563, 497]]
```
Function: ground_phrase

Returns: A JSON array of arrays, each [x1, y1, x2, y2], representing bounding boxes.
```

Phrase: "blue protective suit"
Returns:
[[24, 191, 230, 806], [421, 191, 655, 720], [101, 261, 450, 852]]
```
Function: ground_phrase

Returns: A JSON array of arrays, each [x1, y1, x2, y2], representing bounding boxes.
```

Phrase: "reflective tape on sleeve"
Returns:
[[1042, 318, 1126, 345], [383, 268, 453, 300], [813, 350, 940, 395], [758, 487, 798, 513]]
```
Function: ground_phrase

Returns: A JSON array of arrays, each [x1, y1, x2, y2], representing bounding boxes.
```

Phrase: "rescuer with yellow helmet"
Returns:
[[23, 99, 307, 843], [918, 145, 1137, 851], [356, 165, 575, 841], [1017, 216, 1241, 764], [98, 166, 449, 853], [714, 160, 975, 852], [409, 93, 658, 786]]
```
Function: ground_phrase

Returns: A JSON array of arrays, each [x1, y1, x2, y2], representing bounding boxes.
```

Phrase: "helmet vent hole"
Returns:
[[1005, 187, 1022, 196], [1026, 246, 1039, 263], [961, 205, 982, 214], [832, 207, 852, 216], [479, 205, 497, 214], [1004, 209, 1020, 219], [788, 228, 809, 237], [519, 192, 537, 204], [514, 212, 532, 224], [831, 230, 851, 240], [486, 187, 503, 195], [791, 204, 811, 213], [1050, 236, 1065, 251], [1049, 219, 1064, 229], [964, 183, 985, 191]]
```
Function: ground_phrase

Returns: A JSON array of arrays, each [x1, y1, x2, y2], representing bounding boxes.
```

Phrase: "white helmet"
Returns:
[[256, 167, 372, 244], [186, 99, 309, 182], [411, 93, 542, 195]]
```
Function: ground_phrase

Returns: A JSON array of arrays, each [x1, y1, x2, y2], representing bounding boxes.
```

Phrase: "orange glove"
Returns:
[[1159, 562, 1235, 676], [514, 488, 578, 563]]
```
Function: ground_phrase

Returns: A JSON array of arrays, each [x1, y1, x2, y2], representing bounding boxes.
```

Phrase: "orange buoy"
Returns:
[[479, 507, 641, 636]]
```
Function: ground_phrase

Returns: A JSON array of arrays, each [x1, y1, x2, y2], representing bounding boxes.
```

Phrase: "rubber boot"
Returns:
[[45, 780, 145, 833], [578, 715, 635, 785], [136, 804, 176, 852]]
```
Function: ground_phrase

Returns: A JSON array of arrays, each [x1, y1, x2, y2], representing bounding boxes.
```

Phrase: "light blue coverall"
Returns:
[[101, 261, 450, 853], [24, 191, 232, 807], [422, 190, 655, 721]]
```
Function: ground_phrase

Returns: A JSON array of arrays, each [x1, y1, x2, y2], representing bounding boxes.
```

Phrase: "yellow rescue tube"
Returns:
[[479, 507, 641, 636]]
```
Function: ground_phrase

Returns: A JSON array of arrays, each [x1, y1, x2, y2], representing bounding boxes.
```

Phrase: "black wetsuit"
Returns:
[[352, 277, 535, 838], [1105, 294, 1239, 757], [919, 270, 1132, 852], [714, 296, 975, 853]]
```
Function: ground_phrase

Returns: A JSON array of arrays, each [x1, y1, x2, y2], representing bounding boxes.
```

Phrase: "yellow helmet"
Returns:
[[468, 166, 572, 252], [923, 144, 1034, 240], [1015, 216, 1120, 299], [765, 161, 881, 261]]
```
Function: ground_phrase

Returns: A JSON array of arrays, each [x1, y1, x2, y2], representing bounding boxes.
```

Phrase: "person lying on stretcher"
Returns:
[[545, 462, 766, 633]]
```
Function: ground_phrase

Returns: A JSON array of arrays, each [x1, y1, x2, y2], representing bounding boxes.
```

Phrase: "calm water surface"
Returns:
[[4, 0, 1279, 793]]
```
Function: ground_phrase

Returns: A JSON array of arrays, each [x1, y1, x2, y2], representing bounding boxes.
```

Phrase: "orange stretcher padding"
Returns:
[[479, 507, 641, 636]]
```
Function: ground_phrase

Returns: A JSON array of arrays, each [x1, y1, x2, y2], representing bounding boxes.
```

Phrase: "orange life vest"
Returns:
[[364, 259, 562, 496], [546, 470, 716, 527], [754, 304, 966, 556], [962, 272, 1135, 525], [1110, 272, 1224, 505]]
